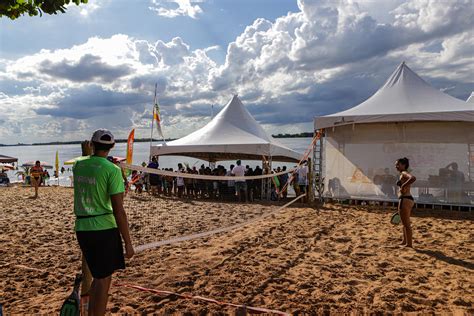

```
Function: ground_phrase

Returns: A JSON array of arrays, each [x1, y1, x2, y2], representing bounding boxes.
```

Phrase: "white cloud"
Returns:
[[149, 0, 204, 19], [0, 0, 473, 144], [66, 0, 108, 17]]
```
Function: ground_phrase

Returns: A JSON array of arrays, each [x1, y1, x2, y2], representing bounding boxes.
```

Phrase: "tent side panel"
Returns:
[[323, 122, 474, 205]]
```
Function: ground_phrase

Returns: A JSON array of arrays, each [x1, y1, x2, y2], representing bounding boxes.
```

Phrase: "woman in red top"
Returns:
[[30, 160, 44, 198]]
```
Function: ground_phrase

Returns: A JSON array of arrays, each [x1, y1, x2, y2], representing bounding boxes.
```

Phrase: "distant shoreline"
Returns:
[[0, 133, 314, 147]]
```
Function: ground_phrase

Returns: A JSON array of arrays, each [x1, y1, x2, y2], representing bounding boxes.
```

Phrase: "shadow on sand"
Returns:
[[415, 249, 474, 270]]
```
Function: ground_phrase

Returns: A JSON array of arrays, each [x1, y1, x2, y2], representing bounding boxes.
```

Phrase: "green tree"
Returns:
[[0, 0, 88, 20]]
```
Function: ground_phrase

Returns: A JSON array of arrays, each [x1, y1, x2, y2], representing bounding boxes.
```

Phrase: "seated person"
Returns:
[[0, 171, 9, 185]]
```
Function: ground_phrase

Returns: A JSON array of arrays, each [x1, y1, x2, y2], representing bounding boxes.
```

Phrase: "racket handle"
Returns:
[[80, 295, 89, 316]]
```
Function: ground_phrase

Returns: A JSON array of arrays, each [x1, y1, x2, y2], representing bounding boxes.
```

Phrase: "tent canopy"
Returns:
[[0, 154, 18, 163], [467, 92, 474, 103], [151, 95, 302, 162], [315, 62, 474, 129]]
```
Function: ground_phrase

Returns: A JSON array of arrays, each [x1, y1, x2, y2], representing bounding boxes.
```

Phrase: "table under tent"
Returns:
[[313, 62, 474, 209], [150, 95, 302, 199]]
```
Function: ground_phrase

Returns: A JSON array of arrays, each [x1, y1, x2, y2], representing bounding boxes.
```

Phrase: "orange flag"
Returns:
[[126, 129, 135, 175]]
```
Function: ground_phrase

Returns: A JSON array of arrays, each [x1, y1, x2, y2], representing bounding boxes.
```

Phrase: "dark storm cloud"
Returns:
[[35, 85, 148, 119], [39, 54, 132, 83]]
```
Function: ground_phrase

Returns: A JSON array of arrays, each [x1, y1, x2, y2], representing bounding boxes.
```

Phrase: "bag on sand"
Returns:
[[59, 274, 82, 316]]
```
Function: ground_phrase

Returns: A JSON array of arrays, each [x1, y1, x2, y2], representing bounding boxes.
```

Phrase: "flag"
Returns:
[[55, 150, 59, 178], [153, 95, 164, 139], [126, 129, 135, 176]]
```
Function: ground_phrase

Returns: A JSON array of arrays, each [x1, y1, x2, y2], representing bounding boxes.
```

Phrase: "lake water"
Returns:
[[1, 138, 313, 185]]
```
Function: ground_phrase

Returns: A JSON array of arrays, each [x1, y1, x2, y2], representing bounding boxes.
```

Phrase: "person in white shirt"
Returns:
[[231, 160, 247, 202], [226, 164, 235, 198], [297, 160, 309, 203], [176, 163, 185, 198]]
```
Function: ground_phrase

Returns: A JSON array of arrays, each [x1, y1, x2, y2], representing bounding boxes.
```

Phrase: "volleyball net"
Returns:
[[119, 132, 320, 251], [120, 163, 306, 251]]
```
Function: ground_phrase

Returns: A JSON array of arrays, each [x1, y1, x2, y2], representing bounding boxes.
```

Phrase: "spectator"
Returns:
[[232, 160, 247, 202]]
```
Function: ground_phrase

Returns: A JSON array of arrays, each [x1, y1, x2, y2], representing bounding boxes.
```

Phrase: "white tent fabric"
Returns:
[[150, 95, 302, 162], [315, 62, 474, 129], [467, 92, 474, 103], [313, 63, 474, 205]]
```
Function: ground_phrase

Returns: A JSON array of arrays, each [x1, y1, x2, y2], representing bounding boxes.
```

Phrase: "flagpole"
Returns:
[[149, 83, 157, 160], [161, 105, 166, 143]]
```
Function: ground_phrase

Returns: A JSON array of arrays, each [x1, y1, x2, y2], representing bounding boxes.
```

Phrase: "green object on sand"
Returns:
[[390, 212, 401, 225], [59, 274, 82, 316]]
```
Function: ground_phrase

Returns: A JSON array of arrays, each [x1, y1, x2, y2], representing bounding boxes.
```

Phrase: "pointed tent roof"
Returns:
[[467, 92, 474, 103], [315, 62, 474, 129], [151, 95, 302, 162]]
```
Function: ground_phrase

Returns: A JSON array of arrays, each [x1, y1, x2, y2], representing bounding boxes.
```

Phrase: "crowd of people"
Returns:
[[127, 157, 310, 202]]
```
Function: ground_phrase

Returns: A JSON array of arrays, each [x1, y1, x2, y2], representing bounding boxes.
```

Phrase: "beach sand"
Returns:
[[1, 186, 473, 314]]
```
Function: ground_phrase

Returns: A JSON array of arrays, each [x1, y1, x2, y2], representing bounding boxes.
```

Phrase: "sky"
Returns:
[[0, 0, 473, 144]]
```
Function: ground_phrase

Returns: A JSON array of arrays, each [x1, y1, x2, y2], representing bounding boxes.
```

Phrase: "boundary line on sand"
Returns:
[[115, 283, 290, 315]]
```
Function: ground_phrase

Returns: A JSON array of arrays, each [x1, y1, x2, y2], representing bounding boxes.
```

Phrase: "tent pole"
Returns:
[[149, 83, 157, 161]]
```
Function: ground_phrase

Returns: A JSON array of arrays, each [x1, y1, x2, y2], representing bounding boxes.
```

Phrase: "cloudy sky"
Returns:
[[0, 0, 473, 144]]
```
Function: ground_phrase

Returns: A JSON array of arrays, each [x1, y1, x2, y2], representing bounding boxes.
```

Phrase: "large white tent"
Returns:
[[151, 95, 302, 162], [314, 62, 474, 206]]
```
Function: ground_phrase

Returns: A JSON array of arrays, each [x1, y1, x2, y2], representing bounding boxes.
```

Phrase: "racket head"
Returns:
[[390, 212, 401, 225]]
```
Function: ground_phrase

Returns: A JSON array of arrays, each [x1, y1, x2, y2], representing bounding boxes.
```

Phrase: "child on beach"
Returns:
[[30, 161, 43, 198]]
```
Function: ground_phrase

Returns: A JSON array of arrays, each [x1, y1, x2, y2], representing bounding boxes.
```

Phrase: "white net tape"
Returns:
[[120, 163, 296, 180]]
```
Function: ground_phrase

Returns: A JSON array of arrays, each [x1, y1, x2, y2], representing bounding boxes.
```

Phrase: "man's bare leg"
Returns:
[[89, 276, 112, 316]]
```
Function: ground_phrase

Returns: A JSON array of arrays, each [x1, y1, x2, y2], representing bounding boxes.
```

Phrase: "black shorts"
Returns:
[[149, 176, 160, 186], [76, 228, 125, 279]]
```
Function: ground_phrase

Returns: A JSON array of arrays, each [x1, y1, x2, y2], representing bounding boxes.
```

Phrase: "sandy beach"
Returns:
[[1, 186, 473, 314]]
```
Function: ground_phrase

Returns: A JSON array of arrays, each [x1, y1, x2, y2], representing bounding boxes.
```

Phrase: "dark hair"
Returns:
[[397, 157, 409, 170], [92, 141, 114, 151], [35, 160, 40, 164]]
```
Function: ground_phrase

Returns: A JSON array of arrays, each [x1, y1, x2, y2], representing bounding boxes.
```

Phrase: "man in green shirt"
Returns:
[[73, 129, 134, 315]]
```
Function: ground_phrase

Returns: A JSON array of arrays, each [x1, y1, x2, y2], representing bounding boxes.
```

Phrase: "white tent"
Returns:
[[313, 62, 474, 206], [467, 92, 474, 103], [151, 95, 302, 162], [315, 62, 473, 129]]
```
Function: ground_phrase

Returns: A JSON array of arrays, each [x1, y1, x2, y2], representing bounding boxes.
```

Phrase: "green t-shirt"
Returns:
[[73, 155, 125, 231]]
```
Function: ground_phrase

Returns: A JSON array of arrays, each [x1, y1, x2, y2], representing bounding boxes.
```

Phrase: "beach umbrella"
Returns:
[[64, 156, 126, 165], [21, 161, 53, 169], [0, 163, 14, 170]]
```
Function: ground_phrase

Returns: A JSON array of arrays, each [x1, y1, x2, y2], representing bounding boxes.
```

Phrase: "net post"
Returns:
[[312, 129, 325, 203], [308, 157, 313, 203]]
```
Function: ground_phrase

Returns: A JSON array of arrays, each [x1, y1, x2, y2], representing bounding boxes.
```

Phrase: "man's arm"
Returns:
[[111, 193, 134, 259]]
